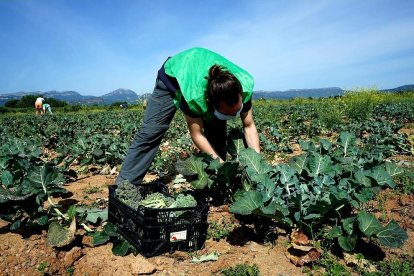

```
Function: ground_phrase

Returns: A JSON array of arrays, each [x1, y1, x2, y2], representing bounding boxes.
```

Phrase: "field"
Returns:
[[1, 90, 414, 275]]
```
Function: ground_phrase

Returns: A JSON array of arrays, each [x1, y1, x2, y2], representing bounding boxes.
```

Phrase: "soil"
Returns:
[[1, 173, 413, 275]]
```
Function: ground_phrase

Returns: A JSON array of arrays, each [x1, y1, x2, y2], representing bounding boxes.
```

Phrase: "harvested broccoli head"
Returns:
[[174, 194, 197, 208], [169, 194, 197, 216], [139, 192, 175, 209], [115, 180, 142, 210]]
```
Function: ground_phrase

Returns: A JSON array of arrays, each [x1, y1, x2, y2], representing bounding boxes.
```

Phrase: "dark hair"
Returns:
[[206, 65, 242, 108]]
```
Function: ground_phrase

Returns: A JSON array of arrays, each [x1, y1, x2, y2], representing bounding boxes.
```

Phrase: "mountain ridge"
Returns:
[[1, 84, 413, 106]]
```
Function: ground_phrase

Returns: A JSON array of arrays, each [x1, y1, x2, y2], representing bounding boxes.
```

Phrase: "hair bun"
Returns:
[[207, 64, 226, 80]]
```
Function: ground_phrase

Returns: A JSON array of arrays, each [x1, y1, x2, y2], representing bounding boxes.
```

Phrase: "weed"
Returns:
[[362, 255, 414, 276], [83, 184, 102, 194], [36, 261, 49, 275], [315, 253, 351, 276], [66, 266, 75, 276], [207, 217, 235, 241], [221, 263, 260, 276]]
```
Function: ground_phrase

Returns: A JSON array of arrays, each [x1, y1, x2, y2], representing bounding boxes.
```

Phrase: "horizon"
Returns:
[[1, 0, 414, 96], [2, 84, 414, 98]]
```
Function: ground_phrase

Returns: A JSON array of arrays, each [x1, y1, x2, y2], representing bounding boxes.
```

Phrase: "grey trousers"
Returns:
[[117, 78, 227, 185]]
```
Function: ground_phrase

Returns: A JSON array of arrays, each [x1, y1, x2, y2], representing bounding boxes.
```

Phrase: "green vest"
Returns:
[[164, 47, 254, 119]]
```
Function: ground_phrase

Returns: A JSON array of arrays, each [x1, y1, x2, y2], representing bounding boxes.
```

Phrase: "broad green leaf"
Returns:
[[354, 188, 374, 203], [1, 170, 13, 187], [47, 219, 76, 247], [338, 132, 356, 157], [319, 138, 332, 152], [367, 167, 395, 188], [260, 198, 288, 216], [26, 166, 65, 193], [103, 223, 118, 236], [326, 226, 343, 239], [112, 240, 131, 256], [276, 164, 297, 185], [175, 157, 211, 189], [77, 207, 108, 224], [239, 148, 272, 177], [357, 211, 383, 237], [288, 155, 308, 175], [0, 187, 32, 204], [342, 217, 356, 235], [227, 128, 245, 159], [307, 153, 334, 177], [376, 220, 408, 248], [338, 234, 357, 251], [230, 191, 263, 215], [354, 170, 371, 187], [255, 174, 275, 201], [384, 162, 404, 178], [216, 162, 239, 185], [91, 231, 110, 246]]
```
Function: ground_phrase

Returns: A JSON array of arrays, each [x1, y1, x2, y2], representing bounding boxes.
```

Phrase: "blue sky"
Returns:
[[0, 0, 413, 96]]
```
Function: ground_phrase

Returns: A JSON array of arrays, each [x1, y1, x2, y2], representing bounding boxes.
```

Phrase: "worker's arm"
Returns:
[[185, 115, 223, 162], [240, 109, 260, 153]]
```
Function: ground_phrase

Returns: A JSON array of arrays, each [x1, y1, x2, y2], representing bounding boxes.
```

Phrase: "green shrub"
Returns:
[[315, 98, 345, 130], [343, 89, 379, 121]]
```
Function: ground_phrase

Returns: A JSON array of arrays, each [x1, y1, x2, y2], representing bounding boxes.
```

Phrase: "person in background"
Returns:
[[43, 103, 52, 114], [117, 47, 260, 186], [35, 95, 45, 115], [142, 99, 147, 110]]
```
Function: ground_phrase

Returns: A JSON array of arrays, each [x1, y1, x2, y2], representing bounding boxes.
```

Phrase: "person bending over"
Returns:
[[117, 47, 260, 185]]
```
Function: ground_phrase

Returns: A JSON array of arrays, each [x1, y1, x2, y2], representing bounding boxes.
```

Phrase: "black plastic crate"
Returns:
[[108, 183, 208, 257]]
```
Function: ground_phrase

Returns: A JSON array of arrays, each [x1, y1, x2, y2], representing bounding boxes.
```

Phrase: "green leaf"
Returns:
[[357, 211, 383, 237], [47, 220, 76, 247], [175, 157, 212, 189], [307, 153, 334, 177], [77, 207, 108, 224], [367, 167, 395, 188], [192, 252, 219, 263], [67, 205, 77, 220], [227, 128, 245, 159], [384, 162, 404, 178], [239, 148, 272, 178], [326, 226, 342, 239], [376, 220, 408, 248], [0, 186, 32, 204], [91, 231, 110, 246], [255, 174, 275, 201], [216, 162, 239, 185], [112, 240, 130, 256], [342, 217, 356, 235], [288, 155, 308, 175], [9, 220, 22, 230], [25, 166, 65, 194], [1, 170, 13, 187], [338, 234, 357, 251], [354, 170, 371, 187], [230, 191, 263, 215], [103, 223, 118, 236], [338, 132, 356, 157]]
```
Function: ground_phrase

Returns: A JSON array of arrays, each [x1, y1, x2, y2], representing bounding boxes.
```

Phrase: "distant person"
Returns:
[[43, 103, 52, 114], [117, 47, 260, 186], [142, 99, 147, 110], [35, 96, 45, 115], [120, 103, 129, 109]]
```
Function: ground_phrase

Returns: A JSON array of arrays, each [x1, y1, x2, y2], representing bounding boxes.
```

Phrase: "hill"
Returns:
[[1, 84, 413, 105], [0, 89, 139, 106], [253, 87, 344, 99]]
